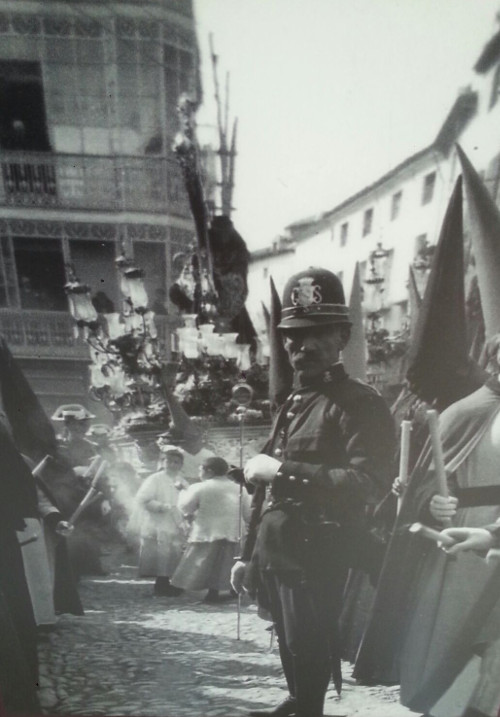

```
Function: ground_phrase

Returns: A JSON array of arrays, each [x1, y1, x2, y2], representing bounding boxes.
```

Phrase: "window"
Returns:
[[0, 236, 19, 308], [340, 222, 348, 247], [45, 41, 108, 130], [0, 61, 51, 151], [415, 233, 428, 253], [69, 240, 119, 311], [422, 172, 436, 205], [362, 208, 373, 237], [489, 62, 500, 110], [13, 237, 66, 311], [413, 234, 432, 273], [164, 44, 196, 138], [134, 242, 167, 313], [391, 191, 402, 220]]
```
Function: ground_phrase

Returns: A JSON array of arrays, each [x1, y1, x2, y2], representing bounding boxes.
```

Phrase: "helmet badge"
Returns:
[[290, 277, 322, 307]]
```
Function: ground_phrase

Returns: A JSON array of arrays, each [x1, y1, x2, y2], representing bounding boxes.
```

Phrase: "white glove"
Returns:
[[101, 499, 112, 516], [55, 520, 74, 537], [429, 494, 458, 523], [244, 454, 282, 485], [231, 560, 248, 594], [438, 527, 495, 555]]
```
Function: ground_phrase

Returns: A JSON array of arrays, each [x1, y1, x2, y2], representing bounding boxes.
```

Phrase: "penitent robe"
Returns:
[[355, 378, 500, 710]]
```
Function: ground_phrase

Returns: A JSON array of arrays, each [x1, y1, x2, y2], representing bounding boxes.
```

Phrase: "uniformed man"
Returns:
[[231, 267, 395, 717]]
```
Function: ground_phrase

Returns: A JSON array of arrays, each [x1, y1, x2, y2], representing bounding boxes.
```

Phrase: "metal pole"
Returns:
[[236, 406, 246, 641]]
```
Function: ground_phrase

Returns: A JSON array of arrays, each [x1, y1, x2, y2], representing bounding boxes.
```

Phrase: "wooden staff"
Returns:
[[19, 455, 55, 548], [426, 410, 449, 497], [31, 454, 53, 479], [397, 420, 412, 514], [82, 455, 102, 480], [67, 459, 108, 527]]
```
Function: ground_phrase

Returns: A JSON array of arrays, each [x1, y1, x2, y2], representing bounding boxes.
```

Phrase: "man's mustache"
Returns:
[[292, 352, 317, 364]]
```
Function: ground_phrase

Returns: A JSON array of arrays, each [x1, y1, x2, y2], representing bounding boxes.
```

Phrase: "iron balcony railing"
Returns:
[[0, 151, 189, 215], [0, 310, 172, 360]]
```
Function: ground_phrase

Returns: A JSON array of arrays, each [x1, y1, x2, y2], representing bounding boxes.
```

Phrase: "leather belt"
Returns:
[[456, 485, 500, 507]]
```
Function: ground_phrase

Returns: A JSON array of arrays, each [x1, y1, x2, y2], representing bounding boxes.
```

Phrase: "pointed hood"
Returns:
[[408, 266, 422, 342], [268, 277, 293, 413], [342, 263, 367, 381], [457, 144, 500, 340], [406, 176, 483, 410], [261, 301, 271, 335]]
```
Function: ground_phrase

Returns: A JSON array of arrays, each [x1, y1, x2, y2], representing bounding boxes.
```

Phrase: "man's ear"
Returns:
[[339, 325, 351, 350]]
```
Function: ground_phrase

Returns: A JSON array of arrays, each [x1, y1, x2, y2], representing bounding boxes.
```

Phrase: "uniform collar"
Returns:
[[294, 362, 347, 390]]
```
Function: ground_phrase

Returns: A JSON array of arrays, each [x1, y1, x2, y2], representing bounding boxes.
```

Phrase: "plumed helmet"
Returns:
[[278, 267, 351, 330]]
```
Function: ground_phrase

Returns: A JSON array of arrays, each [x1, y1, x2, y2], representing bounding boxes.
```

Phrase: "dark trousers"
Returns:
[[262, 569, 346, 717]]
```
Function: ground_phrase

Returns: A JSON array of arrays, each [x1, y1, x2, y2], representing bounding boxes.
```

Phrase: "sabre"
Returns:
[[232, 382, 254, 642], [408, 522, 456, 548], [67, 459, 108, 527]]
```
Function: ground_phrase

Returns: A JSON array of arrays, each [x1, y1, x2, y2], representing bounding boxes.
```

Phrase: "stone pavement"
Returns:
[[37, 550, 413, 717]]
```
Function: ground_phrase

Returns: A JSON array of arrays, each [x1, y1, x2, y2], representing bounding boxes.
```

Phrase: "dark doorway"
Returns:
[[13, 237, 66, 311]]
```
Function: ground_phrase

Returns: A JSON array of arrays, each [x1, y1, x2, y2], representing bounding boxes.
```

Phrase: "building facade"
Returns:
[[0, 0, 199, 416], [247, 16, 500, 390]]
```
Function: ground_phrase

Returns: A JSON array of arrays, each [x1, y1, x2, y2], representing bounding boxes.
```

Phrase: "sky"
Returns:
[[193, 0, 500, 251]]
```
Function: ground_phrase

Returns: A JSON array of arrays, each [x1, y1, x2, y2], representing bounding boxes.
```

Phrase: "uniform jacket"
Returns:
[[242, 363, 395, 576]]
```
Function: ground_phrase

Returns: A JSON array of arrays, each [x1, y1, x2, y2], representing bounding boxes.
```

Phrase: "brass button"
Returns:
[[289, 475, 296, 482], [302, 478, 310, 485], [274, 448, 283, 457]]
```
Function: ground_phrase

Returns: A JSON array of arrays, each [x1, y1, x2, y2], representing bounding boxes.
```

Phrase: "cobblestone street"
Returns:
[[37, 549, 413, 717]]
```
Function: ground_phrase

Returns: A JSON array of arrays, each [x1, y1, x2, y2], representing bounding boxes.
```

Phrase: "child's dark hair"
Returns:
[[203, 456, 229, 476]]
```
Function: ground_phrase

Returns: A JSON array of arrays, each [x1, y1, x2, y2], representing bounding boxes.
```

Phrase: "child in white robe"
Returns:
[[131, 445, 187, 596], [172, 456, 251, 602]]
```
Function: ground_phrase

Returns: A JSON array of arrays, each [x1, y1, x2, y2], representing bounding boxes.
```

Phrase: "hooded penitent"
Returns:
[[0, 335, 58, 461], [268, 276, 293, 414], [353, 170, 488, 688], [0, 336, 44, 713], [405, 176, 485, 411], [342, 263, 367, 382]]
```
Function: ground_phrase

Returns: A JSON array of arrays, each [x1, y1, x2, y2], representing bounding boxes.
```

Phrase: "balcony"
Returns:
[[0, 310, 88, 359], [0, 310, 172, 361], [0, 152, 190, 215]]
